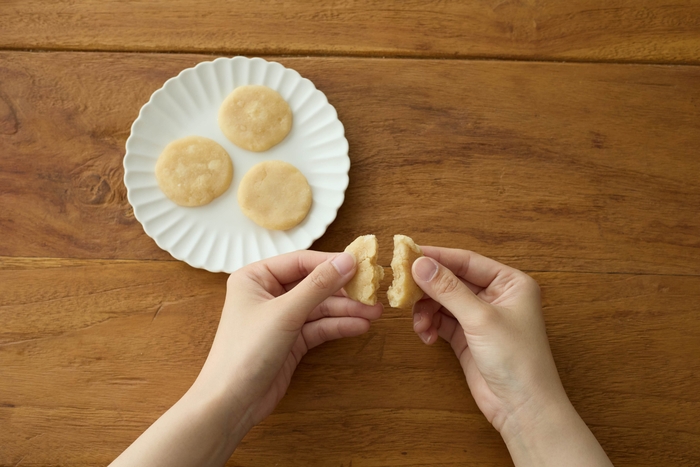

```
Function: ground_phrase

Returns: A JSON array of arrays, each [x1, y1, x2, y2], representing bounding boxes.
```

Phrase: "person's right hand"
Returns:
[[410, 247, 613, 467]]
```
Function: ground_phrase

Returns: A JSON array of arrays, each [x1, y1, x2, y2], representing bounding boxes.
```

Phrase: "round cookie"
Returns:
[[218, 85, 292, 152], [155, 136, 233, 207], [238, 160, 312, 230]]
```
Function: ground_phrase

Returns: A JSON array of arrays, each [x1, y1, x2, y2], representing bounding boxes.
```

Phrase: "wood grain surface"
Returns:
[[1, 259, 698, 466], [2, 1, 700, 64], [1, 52, 698, 274], [2, 2, 700, 465]]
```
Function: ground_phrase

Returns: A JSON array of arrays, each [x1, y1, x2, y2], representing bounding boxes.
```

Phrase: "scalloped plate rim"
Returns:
[[123, 56, 349, 273]]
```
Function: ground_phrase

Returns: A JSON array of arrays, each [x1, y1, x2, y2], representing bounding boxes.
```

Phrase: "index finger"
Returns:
[[419, 246, 513, 289], [252, 250, 338, 286]]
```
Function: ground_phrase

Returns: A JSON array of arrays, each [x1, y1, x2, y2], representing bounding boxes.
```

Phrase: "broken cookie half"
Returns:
[[343, 234, 384, 305], [387, 234, 424, 309]]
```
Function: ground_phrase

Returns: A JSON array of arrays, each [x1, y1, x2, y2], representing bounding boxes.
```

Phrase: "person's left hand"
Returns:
[[191, 250, 383, 437]]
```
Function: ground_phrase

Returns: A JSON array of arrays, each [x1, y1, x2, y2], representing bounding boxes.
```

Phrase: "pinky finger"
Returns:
[[301, 317, 371, 350]]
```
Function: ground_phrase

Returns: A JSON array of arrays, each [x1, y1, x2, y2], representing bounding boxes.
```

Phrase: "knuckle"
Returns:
[[433, 270, 462, 297], [227, 269, 245, 287], [317, 324, 330, 343], [244, 265, 267, 285], [317, 300, 331, 317], [226, 272, 236, 287], [521, 273, 541, 294], [309, 267, 334, 291]]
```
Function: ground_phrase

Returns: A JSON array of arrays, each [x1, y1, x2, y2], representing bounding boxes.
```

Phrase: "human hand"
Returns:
[[410, 246, 564, 437], [410, 247, 613, 467], [193, 250, 383, 435], [111, 250, 382, 467]]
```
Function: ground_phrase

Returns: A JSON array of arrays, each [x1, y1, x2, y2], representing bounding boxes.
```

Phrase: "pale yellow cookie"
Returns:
[[343, 235, 384, 306], [387, 235, 424, 309], [218, 85, 292, 152], [155, 136, 233, 207], [238, 160, 312, 230]]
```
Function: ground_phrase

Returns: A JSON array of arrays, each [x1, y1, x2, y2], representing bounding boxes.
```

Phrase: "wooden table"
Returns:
[[2, 2, 699, 465]]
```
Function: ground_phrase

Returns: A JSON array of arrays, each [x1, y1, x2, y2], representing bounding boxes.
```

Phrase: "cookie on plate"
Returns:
[[343, 235, 384, 306], [155, 136, 233, 207], [387, 234, 424, 309], [218, 85, 292, 152], [237, 160, 312, 230]]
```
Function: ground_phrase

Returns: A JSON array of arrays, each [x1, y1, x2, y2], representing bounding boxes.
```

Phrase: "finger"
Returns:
[[412, 298, 441, 334], [416, 309, 468, 356], [412, 256, 496, 335], [414, 297, 458, 319], [420, 246, 512, 289], [258, 250, 338, 285], [436, 311, 459, 342], [308, 296, 383, 322], [283, 279, 349, 298], [278, 252, 357, 321], [435, 312, 469, 359], [460, 276, 484, 295], [417, 310, 442, 345], [301, 317, 371, 350], [283, 279, 302, 292]]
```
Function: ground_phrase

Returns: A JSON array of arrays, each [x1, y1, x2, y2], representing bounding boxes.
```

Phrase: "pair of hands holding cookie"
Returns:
[[111, 243, 613, 467]]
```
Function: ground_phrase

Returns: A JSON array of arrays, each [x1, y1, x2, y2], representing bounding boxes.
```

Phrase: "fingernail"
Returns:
[[413, 313, 422, 330], [419, 331, 432, 344], [331, 252, 355, 276], [414, 257, 438, 282]]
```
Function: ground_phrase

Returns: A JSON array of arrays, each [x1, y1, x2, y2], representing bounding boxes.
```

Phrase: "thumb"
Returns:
[[412, 256, 494, 333], [280, 252, 357, 321]]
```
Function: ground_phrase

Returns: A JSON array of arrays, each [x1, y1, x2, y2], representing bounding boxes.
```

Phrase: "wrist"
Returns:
[[185, 373, 255, 450], [501, 395, 577, 445], [502, 398, 579, 467], [500, 391, 575, 446], [500, 395, 612, 467]]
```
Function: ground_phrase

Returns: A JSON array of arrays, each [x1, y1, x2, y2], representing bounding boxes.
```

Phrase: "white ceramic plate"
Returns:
[[124, 57, 349, 273]]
